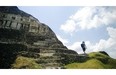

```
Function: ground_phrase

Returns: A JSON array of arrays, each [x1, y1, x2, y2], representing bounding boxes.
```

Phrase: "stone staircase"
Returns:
[[35, 49, 64, 69]]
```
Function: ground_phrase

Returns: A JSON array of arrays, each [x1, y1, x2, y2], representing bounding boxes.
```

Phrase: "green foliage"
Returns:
[[65, 52, 116, 69], [89, 52, 110, 64], [107, 58, 116, 68], [12, 56, 42, 69], [89, 52, 109, 59]]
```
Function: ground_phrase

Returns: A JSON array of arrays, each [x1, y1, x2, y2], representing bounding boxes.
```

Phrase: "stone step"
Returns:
[[40, 63, 62, 67], [36, 59, 61, 64], [39, 56, 64, 60], [35, 56, 64, 64], [18, 51, 40, 58]]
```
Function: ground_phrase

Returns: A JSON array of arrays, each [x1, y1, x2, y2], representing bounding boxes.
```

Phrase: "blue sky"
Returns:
[[18, 6, 116, 58]]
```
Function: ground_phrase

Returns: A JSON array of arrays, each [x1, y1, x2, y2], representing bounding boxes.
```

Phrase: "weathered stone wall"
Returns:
[[0, 13, 56, 37]]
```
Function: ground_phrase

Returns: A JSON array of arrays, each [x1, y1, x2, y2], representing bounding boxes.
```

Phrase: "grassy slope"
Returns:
[[65, 52, 116, 69], [11, 56, 42, 69]]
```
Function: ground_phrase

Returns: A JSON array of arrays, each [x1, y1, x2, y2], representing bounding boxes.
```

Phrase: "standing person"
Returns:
[[81, 41, 87, 54]]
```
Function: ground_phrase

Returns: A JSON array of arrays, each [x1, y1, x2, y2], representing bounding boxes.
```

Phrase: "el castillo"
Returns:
[[0, 6, 116, 69]]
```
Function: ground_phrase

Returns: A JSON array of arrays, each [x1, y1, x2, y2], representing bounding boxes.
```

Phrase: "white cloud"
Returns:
[[60, 20, 77, 33], [67, 41, 82, 51], [56, 35, 69, 45], [67, 27, 116, 58], [60, 7, 116, 34], [94, 27, 116, 51], [94, 27, 116, 58], [59, 6, 116, 58]]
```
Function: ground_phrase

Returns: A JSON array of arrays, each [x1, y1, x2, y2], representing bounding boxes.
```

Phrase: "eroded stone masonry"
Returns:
[[0, 6, 78, 69]]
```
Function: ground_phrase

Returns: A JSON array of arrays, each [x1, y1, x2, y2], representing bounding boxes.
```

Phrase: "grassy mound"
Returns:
[[65, 52, 116, 69], [11, 56, 42, 69]]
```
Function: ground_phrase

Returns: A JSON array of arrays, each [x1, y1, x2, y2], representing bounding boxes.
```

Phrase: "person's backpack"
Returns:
[[81, 43, 85, 49]]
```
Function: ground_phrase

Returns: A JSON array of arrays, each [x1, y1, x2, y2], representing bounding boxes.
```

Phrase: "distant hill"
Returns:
[[65, 52, 116, 69]]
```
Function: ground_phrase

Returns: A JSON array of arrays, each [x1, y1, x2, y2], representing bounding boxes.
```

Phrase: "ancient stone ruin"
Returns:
[[0, 6, 78, 69]]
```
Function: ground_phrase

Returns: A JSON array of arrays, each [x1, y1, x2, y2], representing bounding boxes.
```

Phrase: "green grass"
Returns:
[[65, 52, 116, 69], [12, 56, 42, 69], [89, 52, 110, 59], [65, 59, 105, 69], [11, 52, 116, 69]]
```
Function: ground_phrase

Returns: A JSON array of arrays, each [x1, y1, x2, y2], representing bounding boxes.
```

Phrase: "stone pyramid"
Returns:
[[0, 6, 78, 69]]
